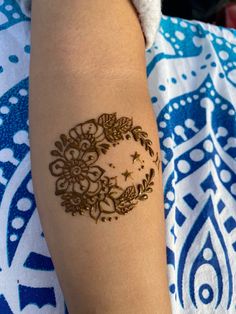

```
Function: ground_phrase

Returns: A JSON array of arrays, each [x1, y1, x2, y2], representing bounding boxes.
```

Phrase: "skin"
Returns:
[[29, 1, 171, 313]]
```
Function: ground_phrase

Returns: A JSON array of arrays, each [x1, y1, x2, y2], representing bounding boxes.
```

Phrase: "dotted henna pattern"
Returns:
[[49, 113, 158, 223]]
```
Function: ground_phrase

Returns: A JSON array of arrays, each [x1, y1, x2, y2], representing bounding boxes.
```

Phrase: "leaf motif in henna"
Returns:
[[137, 184, 143, 196], [130, 126, 154, 157], [55, 141, 63, 152], [60, 134, 68, 146], [119, 185, 136, 200], [139, 194, 148, 201], [136, 168, 155, 201], [104, 128, 124, 142], [51, 150, 62, 157], [99, 116, 133, 143], [98, 113, 117, 128], [90, 204, 101, 222], [98, 143, 110, 154], [149, 168, 155, 180], [114, 117, 133, 133], [148, 147, 154, 157], [99, 197, 116, 214]]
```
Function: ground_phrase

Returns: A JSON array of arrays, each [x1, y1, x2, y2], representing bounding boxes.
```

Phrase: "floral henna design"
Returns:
[[49, 113, 157, 223]]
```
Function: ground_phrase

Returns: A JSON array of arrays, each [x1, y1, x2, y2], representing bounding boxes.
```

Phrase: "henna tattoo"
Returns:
[[121, 169, 133, 181], [130, 151, 141, 163], [153, 152, 161, 171], [131, 127, 154, 157], [131, 151, 145, 171], [49, 112, 157, 223]]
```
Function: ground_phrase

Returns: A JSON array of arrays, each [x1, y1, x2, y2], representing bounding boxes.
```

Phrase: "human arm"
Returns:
[[29, 1, 171, 313]]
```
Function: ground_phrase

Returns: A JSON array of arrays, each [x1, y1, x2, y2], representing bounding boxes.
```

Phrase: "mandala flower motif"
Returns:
[[86, 177, 108, 205], [49, 144, 105, 195], [61, 192, 85, 215], [69, 119, 105, 151]]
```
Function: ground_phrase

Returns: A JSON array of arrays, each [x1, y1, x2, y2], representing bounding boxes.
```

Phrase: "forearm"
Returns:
[[29, 1, 170, 313], [29, 0, 147, 79]]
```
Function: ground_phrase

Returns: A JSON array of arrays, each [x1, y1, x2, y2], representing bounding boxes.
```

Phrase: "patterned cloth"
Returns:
[[0, 1, 236, 313]]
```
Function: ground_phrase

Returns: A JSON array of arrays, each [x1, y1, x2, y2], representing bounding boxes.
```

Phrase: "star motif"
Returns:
[[130, 151, 141, 163], [121, 169, 133, 181]]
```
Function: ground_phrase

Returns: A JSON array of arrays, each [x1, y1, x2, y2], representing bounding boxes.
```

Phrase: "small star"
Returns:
[[130, 151, 141, 163], [121, 169, 133, 181]]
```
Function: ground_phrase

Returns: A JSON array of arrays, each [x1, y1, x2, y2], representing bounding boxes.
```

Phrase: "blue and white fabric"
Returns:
[[0, 1, 235, 313]]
